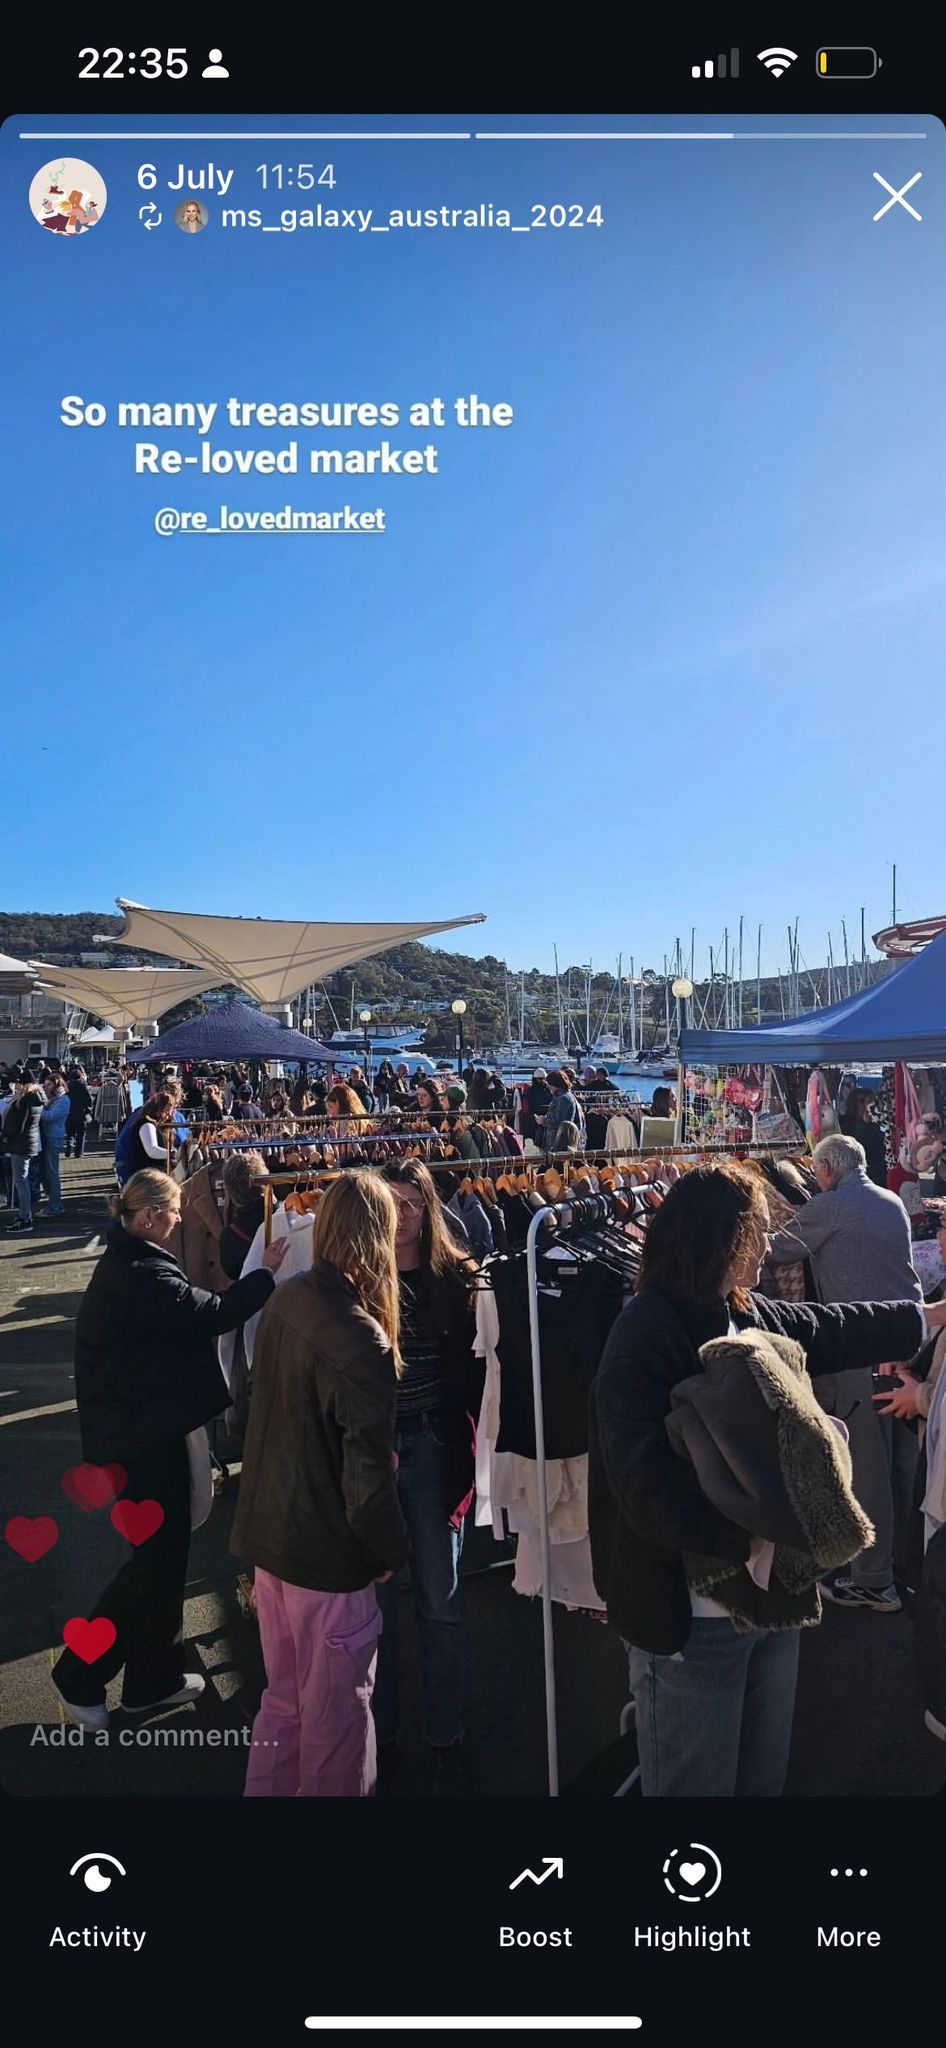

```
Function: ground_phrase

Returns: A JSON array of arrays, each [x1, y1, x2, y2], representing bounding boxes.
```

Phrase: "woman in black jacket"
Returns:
[[374, 1157, 480, 1791], [50, 1169, 286, 1730], [3, 1072, 44, 1233], [589, 1162, 945, 1797], [64, 1065, 94, 1158]]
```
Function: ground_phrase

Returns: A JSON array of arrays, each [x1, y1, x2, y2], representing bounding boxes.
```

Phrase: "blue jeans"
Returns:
[[9, 1154, 32, 1225], [627, 1617, 801, 1796], [374, 1411, 465, 1748], [41, 1145, 65, 1214]]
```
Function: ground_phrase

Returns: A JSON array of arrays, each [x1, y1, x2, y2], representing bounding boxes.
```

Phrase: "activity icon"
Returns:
[[662, 1843, 722, 1902], [70, 1852, 127, 1893]]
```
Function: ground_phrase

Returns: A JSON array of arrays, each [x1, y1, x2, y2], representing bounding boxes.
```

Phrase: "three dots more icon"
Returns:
[[830, 1867, 868, 1878]]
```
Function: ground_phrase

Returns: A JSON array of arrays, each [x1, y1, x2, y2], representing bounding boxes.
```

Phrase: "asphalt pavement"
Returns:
[[1, 1144, 944, 1799]]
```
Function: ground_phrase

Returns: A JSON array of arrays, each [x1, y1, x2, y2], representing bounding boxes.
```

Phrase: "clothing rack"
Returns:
[[524, 1188, 643, 1797], [248, 1143, 805, 1243], [524, 1169, 807, 1793]]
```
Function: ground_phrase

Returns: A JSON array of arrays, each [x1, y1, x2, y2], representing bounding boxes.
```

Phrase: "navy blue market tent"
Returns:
[[679, 928, 946, 1067], [126, 1001, 335, 1064]]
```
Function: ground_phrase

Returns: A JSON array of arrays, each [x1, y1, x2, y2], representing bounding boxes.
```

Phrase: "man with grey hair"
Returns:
[[767, 1129, 921, 1613]]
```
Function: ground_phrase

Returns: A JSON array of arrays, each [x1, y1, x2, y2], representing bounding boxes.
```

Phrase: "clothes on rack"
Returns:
[[473, 1206, 641, 1614], [491, 1249, 626, 1460], [447, 1187, 495, 1262], [173, 1163, 230, 1295], [474, 1283, 604, 1611], [219, 1202, 317, 1385]]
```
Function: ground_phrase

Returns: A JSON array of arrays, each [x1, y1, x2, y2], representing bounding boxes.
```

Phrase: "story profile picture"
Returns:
[[30, 158, 106, 236], [176, 200, 209, 234]]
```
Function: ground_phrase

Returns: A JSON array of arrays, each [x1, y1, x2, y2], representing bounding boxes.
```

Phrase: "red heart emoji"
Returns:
[[110, 1498, 165, 1546], [62, 1616, 117, 1664], [5, 1515, 59, 1562], [62, 1463, 127, 1512]]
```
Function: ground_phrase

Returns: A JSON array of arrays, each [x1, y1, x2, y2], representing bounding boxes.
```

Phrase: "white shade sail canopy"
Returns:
[[0, 951, 39, 995], [106, 901, 488, 1007], [31, 963, 223, 1029]]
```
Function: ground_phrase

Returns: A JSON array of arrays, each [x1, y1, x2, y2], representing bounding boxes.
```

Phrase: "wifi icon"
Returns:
[[757, 46, 798, 77]]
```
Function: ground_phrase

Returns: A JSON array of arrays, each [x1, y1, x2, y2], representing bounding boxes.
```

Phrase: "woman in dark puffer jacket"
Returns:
[[589, 1163, 945, 1797], [51, 1169, 285, 1730]]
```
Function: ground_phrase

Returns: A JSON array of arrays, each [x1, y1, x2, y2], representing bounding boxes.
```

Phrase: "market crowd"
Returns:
[[10, 1051, 946, 1798]]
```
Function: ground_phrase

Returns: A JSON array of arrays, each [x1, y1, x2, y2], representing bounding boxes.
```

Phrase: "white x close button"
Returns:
[[872, 171, 923, 222]]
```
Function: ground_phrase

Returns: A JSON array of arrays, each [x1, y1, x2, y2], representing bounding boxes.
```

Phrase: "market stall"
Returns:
[[678, 926, 946, 1276]]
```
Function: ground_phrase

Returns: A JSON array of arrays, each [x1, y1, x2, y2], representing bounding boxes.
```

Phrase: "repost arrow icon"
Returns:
[[508, 1857, 564, 1890]]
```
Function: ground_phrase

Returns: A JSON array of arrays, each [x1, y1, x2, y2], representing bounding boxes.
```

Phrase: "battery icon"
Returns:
[[816, 47, 880, 78]]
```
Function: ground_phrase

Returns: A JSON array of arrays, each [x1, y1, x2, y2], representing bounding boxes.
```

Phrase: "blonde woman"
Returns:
[[179, 199, 205, 233], [233, 1171, 409, 1796], [50, 1170, 285, 1729]]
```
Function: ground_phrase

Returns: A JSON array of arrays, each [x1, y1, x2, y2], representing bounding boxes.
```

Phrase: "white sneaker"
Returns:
[[123, 1674, 206, 1713], [925, 1708, 946, 1741], [51, 1681, 109, 1733]]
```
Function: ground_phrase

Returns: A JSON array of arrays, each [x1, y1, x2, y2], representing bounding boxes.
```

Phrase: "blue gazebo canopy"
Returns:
[[127, 1001, 335, 1064], [680, 928, 946, 1066]]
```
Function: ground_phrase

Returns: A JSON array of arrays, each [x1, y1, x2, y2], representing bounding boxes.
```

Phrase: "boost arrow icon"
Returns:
[[508, 1857, 564, 1890]]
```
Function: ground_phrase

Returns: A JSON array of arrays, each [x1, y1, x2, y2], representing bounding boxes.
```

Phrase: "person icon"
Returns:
[[201, 49, 229, 78], [176, 199, 208, 234]]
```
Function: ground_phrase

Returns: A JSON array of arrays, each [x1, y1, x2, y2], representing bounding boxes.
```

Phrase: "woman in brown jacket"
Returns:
[[232, 1171, 409, 1797]]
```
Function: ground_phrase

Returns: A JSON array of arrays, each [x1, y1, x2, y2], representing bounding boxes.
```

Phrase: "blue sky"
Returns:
[[2, 111, 943, 981]]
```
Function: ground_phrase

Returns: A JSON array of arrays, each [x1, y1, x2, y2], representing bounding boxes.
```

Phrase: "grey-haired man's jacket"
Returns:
[[768, 1164, 921, 1306]]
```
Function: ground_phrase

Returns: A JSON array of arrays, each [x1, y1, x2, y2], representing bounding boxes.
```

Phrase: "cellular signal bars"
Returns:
[[691, 49, 739, 79]]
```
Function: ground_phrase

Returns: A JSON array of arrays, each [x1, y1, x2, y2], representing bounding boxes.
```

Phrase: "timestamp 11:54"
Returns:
[[257, 164, 337, 189]]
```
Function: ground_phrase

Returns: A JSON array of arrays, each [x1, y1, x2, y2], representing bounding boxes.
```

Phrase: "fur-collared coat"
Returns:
[[589, 1286, 925, 1654], [666, 1329, 873, 1631]]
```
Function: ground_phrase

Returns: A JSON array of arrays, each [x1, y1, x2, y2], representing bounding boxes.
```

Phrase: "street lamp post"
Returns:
[[451, 998, 467, 1077], [359, 1007, 372, 1080], [670, 977, 694, 1147], [670, 976, 694, 1042]]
